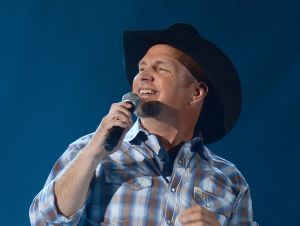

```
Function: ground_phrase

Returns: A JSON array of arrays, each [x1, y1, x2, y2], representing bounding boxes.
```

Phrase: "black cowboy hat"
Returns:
[[123, 23, 242, 144]]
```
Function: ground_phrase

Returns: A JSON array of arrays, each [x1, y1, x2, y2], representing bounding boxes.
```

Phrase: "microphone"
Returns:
[[104, 92, 141, 152]]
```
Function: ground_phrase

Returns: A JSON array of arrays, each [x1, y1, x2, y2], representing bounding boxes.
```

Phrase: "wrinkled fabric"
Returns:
[[29, 120, 258, 226]]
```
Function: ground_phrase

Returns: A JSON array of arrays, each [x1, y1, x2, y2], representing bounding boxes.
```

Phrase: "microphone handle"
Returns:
[[104, 101, 135, 152], [104, 126, 125, 152]]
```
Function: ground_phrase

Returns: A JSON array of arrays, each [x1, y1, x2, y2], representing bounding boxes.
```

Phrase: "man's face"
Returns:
[[132, 44, 198, 113]]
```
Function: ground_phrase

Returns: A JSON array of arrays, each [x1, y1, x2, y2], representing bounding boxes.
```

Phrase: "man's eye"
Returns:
[[139, 68, 144, 72], [158, 68, 169, 72]]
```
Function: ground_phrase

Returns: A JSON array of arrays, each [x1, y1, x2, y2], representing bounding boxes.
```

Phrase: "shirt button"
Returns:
[[178, 160, 182, 165], [167, 219, 171, 224], [171, 187, 175, 192]]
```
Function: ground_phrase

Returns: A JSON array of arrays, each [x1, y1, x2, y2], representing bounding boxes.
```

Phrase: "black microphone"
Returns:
[[104, 92, 141, 152]]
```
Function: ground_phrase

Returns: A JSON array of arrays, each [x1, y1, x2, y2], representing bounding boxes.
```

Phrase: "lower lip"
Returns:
[[139, 93, 157, 98]]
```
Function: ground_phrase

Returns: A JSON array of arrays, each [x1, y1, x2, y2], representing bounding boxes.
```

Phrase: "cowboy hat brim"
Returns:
[[123, 24, 242, 144]]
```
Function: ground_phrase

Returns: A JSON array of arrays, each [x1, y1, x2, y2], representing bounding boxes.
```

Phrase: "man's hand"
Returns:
[[179, 205, 221, 226], [87, 101, 133, 157]]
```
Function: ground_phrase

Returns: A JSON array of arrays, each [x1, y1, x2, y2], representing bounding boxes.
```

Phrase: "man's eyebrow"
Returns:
[[138, 59, 169, 67], [138, 60, 146, 67], [155, 60, 168, 65]]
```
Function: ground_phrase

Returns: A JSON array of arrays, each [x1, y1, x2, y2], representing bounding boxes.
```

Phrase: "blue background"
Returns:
[[0, 0, 299, 225]]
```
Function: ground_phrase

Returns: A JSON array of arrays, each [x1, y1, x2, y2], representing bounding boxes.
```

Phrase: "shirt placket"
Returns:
[[162, 148, 188, 226]]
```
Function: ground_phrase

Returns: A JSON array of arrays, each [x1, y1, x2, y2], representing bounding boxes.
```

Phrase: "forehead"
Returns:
[[139, 44, 204, 82], [140, 44, 187, 64]]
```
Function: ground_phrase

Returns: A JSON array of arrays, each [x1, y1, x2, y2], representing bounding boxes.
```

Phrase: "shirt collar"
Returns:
[[189, 136, 211, 161], [123, 119, 148, 143], [123, 119, 212, 162]]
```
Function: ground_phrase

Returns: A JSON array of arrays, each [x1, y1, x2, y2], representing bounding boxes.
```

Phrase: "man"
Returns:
[[29, 23, 258, 225]]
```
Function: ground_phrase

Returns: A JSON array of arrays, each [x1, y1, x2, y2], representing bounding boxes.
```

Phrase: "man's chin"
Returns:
[[139, 96, 157, 102]]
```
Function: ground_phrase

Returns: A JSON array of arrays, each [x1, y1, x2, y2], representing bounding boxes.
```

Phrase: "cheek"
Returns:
[[159, 76, 176, 89], [165, 84, 193, 104], [131, 75, 139, 92]]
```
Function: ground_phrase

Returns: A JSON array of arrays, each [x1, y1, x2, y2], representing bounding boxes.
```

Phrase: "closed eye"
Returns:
[[158, 67, 170, 73]]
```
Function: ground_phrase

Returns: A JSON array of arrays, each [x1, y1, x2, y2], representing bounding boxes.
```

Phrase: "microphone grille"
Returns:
[[122, 92, 141, 110]]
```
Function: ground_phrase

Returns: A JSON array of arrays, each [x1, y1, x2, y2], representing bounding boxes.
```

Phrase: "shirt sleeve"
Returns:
[[227, 173, 259, 226], [29, 144, 86, 226]]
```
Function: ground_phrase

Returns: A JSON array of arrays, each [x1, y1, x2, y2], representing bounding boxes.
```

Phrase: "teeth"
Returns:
[[139, 89, 156, 94]]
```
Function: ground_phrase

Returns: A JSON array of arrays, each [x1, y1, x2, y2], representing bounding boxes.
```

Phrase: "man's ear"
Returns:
[[189, 82, 208, 105]]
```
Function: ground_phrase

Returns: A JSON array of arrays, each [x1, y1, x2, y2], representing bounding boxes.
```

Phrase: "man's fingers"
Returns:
[[182, 222, 206, 226], [106, 102, 134, 129], [180, 210, 209, 225], [111, 110, 132, 125], [180, 205, 219, 225], [110, 102, 133, 117], [181, 205, 205, 217], [112, 119, 131, 128]]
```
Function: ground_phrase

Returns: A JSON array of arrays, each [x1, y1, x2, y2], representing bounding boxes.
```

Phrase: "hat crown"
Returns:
[[168, 23, 200, 36]]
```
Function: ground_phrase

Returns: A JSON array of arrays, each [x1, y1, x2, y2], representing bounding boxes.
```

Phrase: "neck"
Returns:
[[140, 116, 195, 150]]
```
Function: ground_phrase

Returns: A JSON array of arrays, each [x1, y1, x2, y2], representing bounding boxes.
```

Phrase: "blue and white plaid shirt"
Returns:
[[29, 120, 258, 226]]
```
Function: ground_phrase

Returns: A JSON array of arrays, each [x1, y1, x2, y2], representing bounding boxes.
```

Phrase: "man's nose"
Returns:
[[138, 69, 155, 82]]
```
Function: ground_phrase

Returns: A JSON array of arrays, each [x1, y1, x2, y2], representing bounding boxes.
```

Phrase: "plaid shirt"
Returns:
[[29, 120, 258, 226]]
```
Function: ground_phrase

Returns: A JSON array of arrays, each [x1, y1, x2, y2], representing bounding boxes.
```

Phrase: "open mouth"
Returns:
[[138, 89, 159, 99], [139, 89, 157, 95]]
